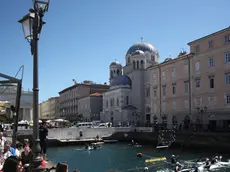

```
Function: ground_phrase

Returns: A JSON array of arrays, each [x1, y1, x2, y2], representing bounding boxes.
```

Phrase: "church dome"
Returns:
[[111, 75, 131, 87], [126, 42, 158, 56], [110, 61, 122, 67]]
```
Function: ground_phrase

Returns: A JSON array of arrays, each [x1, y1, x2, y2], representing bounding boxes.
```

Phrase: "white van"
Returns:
[[76, 122, 93, 128]]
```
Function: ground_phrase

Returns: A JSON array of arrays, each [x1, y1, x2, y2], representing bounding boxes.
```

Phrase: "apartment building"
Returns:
[[39, 97, 59, 119], [146, 26, 230, 130], [188, 26, 230, 129], [146, 52, 193, 128], [0, 84, 33, 121], [59, 80, 109, 121], [78, 93, 103, 121]]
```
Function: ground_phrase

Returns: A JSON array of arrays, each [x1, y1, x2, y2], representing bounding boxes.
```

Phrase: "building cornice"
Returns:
[[187, 26, 230, 45]]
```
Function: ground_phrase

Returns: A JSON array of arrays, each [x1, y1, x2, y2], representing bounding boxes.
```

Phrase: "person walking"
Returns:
[[39, 120, 48, 161], [0, 133, 6, 147]]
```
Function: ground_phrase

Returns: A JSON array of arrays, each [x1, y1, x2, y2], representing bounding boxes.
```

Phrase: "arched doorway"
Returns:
[[145, 107, 151, 126], [184, 115, 190, 130], [110, 111, 114, 126], [172, 116, 177, 129], [162, 114, 167, 129]]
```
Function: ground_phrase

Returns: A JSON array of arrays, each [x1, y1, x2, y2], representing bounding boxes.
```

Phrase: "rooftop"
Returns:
[[59, 83, 109, 94], [187, 26, 230, 45], [89, 93, 102, 97]]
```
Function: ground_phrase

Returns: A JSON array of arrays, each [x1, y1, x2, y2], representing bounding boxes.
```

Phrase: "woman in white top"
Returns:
[[0, 133, 6, 147]]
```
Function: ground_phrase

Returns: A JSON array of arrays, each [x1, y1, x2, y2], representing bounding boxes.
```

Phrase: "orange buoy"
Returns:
[[137, 152, 143, 157]]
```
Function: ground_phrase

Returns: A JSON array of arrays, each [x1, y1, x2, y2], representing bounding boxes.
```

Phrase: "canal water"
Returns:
[[47, 143, 230, 172]]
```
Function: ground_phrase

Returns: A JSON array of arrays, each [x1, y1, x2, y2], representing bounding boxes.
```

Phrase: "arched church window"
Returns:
[[113, 70, 116, 74], [137, 61, 139, 69], [151, 55, 155, 61], [133, 61, 136, 69], [126, 96, 129, 105], [110, 70, 113, 78], [117, 69, 120, 75], [141, 60, 144, 69], [128, 57, 130, 63], [146, 106, 151, 114]]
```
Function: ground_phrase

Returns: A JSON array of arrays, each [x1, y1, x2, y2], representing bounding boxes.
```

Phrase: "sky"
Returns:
[[0, 0, 229, 102]]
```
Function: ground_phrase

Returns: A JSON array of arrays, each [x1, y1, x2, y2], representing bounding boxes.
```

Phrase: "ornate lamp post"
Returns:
[[18, 0, 50, 171]]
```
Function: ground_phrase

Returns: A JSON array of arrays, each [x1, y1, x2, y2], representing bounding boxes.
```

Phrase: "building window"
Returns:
[[110, 98, 114, 107], [195, 61, 200, 72], [196, 98, 201, 106], [133, 61, 136, 69], [126, 96, 129, 105], [225, 35, 230, 43], [225, 73, 230, 84], [106, 100, 108, 108], [146, 87, 150, 97], [184, 99, 189, 108], [225, 52, 230, 64], [224, 94, 230, 104], [151, 55, 155, 61], [195, 45, 200, 53], [162, 86, 166, 96], [184, 64, 188, 73], [154, 89, 157, 97], [172, 101, 176, 110], [172, 68, 176, 77], [153, 73, 157, 84], [208, 96, 215, 106], [195, 79, 200, 88], [208, 57, 214, 67], [162, 71, 166, 80], [208, 40, 213, 48], [184, 82, 189, 93], [153, 72, 156, 79], [117, 98, 119, 106], [172, 84, 176, 95], [210, 77, 214, 88], [128, 57, 130, 63], [162, 102, 166, 113]]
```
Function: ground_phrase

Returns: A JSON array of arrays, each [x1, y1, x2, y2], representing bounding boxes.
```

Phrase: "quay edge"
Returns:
[[6, 128, 230, 152]]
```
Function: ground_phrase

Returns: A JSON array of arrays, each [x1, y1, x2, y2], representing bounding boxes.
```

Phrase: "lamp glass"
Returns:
[[18, 13, 34, 41], [35, 0, 50, 12]]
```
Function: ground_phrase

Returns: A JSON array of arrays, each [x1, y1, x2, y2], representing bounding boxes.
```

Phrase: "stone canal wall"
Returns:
[[7, 127, 230, 152], [105, 131, 230, 152]]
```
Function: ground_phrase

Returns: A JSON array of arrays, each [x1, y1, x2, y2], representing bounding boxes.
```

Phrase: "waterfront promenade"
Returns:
[[4, 127, 229, 152]]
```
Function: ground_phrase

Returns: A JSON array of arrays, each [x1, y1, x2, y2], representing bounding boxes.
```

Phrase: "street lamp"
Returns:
[[196, 106, 208, 126], [18, 0, 50, 171]]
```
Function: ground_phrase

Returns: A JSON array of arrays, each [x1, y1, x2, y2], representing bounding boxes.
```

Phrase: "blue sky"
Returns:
[[0, 0, 229, 102]]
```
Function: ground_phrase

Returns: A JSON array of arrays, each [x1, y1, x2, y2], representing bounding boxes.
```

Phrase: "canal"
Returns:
[[47, 143, 230, 172]]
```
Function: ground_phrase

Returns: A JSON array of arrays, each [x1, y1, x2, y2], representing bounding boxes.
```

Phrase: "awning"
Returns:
[[209, 114, 230, 120]]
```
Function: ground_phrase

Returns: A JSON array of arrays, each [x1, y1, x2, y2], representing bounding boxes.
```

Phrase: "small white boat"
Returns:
[[134, 144, 142, 148], [85, 146, 94, 151], [198, 163, 222, 171]]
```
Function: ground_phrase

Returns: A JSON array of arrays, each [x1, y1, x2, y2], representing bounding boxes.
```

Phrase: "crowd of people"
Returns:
[[0, 120, 83, 172]]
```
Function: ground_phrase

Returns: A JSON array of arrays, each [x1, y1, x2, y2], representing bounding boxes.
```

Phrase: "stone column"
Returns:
[[23, 108, 26, 121]]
